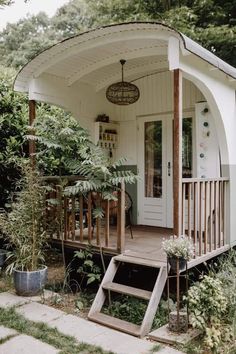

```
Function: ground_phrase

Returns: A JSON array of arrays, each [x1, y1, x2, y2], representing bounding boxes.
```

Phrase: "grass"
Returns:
[[0, 306, 114, 354]]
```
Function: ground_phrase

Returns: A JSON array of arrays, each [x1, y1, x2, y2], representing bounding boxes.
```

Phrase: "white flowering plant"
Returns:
[[162, 235, 194, 260]]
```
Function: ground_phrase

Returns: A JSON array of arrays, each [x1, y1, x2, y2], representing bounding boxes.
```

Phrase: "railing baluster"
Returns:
[[188, 183, 192, 239], [199, 182, 202, 256], [214, 181, 217, 250], [64, 197, 68, 240], [87, 192, 92, 243], [219, 181, 222, 247], [209, 181, 212, 252], [71, 196, 75, 241], [117, 181, 125, 253], [96, 217, 101, 246], [204, 181, 208, 254], [182, 183, 186, 235], [105, 200, 110, 247], [193, 182, 198, 257], [222, 181, 225, 246], [79, 195, 84, 243]]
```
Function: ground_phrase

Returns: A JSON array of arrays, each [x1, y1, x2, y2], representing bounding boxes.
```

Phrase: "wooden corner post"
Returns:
[[29, 100, 36, 167], [173, 69, 183, 237]]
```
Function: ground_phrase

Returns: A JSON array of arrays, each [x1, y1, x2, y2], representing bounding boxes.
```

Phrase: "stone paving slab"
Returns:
[[0, 326, 17, 340], [149, 324, 201, 346], [158, 346, 184, 354], [0, 334, 59, 354], [0, 292, 29, 308], [2, 292, 184, 354], [49, 314, 154, 354], [16, 302, 64, 323], [49, 314, 109, 341]]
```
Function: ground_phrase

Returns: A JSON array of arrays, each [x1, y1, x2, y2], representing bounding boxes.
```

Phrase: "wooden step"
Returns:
[[88, 312, 141, 336], [114, 254, 165, 268], [103, 281, 152, 300]]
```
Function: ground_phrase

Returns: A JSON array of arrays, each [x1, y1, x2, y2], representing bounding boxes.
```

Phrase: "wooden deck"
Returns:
[[52, 224, 230, 269]]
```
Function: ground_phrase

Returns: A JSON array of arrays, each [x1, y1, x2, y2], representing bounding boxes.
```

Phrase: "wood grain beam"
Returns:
[[173, 69, 182, 236]]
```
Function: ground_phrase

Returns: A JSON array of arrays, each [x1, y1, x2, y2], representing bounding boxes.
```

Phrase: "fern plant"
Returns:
[[29, 114, 138, 208]]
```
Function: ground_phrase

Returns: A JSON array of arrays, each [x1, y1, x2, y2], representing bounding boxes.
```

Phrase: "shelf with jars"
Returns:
[[94, 121, 119, 159]]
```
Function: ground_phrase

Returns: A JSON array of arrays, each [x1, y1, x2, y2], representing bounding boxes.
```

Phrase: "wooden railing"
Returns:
[[45, 176, 126, 253], [182, 177, 229, 257]]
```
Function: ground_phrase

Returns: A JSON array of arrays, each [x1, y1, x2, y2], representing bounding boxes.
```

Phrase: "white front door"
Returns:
[[137, 115, 193, 228], [137, 115, 173, 228]]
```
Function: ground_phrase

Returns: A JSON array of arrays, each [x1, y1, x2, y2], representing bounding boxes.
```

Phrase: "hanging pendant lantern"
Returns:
[[106, 59, 140, 105]]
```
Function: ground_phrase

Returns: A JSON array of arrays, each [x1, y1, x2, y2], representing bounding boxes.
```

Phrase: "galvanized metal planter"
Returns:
[[13, 266, 47, 296]]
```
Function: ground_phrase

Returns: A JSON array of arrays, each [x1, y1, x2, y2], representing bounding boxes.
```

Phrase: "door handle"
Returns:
[[168, 162, 171, 176]]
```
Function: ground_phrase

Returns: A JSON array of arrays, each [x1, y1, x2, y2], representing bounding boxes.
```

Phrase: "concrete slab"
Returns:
[[49, 314, 154, 354], [89, 330, 154, 354], [0, 326, 17, 340], [0, 334, 59, 354], [49, 314, 109, 342], [149, 324, 201, 345], [16, 302, 64, 323], [0, 292, 29, 308], [158, 346, 185, 354]]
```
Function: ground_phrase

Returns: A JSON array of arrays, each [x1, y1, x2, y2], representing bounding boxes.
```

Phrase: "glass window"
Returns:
[[182, 118, 192, 178], [145, 121, 162, 198]]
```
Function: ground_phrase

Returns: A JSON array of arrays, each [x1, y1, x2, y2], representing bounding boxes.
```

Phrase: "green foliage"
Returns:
[[0, 163, 48, 272], [32, 113, 138, 206], [1, 0, 236, 69], [74, 247, 102, 286], [0, 66, 28, 207], [186, 275, 230, 351], [103, 295, 172, 329]]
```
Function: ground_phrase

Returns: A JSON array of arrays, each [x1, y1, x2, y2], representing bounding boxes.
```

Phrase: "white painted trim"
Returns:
[[168, 36, 180, 70], [68, 47, 167, 86]]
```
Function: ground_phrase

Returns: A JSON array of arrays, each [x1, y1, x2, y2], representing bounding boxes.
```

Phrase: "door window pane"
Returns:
[[182, 118, 192, 178], [145, 121, 162, 198]]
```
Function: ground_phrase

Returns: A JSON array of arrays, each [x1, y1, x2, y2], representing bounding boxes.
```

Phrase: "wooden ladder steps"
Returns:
[[103, 281, 152, 300], [89, 312, 141, 337], [88, 256, 168, 337], [114, 254, 165, 268]]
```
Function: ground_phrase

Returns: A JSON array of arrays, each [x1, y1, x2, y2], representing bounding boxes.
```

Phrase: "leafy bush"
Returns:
[[186, 275, 230, 351], [74, 248, 102, 287], [103, 295, 173, 329]]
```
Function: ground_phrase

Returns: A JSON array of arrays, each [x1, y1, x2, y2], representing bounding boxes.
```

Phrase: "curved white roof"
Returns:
[[14, 22, 236, 93]]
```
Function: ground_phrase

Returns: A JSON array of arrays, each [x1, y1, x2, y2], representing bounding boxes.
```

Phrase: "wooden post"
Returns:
[[29, 100, 36, 167], [117, 181, 125, 253], [173, 69, 183, 236]]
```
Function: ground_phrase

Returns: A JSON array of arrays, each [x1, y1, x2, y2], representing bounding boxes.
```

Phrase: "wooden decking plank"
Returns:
[[103, 281, 152, 300], [114, 254, 164, 268], [89, 312, 141, 336], [123, 251, 167, 263]]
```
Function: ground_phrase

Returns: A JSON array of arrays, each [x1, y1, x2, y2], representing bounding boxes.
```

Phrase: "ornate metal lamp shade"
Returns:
[[106, 59, 140, 105]]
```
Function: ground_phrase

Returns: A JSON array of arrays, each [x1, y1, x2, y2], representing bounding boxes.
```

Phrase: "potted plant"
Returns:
[[162, 235, 194, 272], [0, 163, 48, 296]]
